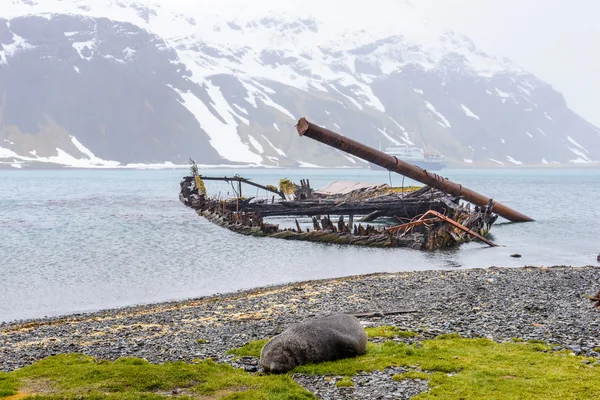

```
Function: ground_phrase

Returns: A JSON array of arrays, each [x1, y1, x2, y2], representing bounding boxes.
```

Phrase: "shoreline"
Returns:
[[2, 265, 599, 374], [2, 164, 600, 171]]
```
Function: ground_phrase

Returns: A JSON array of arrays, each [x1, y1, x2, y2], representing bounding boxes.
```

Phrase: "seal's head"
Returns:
[[259, 339, 295, 373]]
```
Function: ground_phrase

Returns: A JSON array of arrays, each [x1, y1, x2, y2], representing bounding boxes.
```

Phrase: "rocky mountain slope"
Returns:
[[1, 0, 599, 168]]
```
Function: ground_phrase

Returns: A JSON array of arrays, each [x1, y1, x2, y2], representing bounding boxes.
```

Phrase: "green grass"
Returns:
[[0, 354, 314, 399], [364, 326, 417, 339], [227, 339, 270, 358], [5, 329, 600, 400], [392, 371, 430, 381], [335, 377, 354, 388], [291, 337, 600, 399], [527, 339, 547, 345], [0, 372, 19, 397], [434, 333, 462, 340]]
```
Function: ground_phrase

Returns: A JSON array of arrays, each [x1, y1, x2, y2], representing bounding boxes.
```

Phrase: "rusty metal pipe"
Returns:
[[296, 117, 534, 223]]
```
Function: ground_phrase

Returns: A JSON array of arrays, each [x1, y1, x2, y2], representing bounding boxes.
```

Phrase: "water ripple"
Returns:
[[1, 168, 598, 323]]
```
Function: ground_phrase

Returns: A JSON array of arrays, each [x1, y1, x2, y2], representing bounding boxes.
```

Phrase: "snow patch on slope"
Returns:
[[566, 146, 592, 163], [566, 136, 588, 153], [172, 85, 262, 164], [70, 136, 120, 166], [73, 40, 96, 60], [506, 155, 523, 165], [424, 101, 451, 128], [248, 136, 264, 153], [1, 32, 35, 63], [261, 135, 286, 157], [461, 104, 479, 120]]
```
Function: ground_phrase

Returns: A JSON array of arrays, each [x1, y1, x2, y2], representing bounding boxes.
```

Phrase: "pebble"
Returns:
[[294, 367, 427, 400], [0, 265, 599, 400]]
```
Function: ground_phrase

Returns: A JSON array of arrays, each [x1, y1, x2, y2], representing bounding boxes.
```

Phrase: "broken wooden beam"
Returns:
[[199, 175, 286, 199], [296, 117, 533, 223], [386, 217, 442, 233]]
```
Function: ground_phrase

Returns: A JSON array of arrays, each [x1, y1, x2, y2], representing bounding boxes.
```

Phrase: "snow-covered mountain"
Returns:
[[1, 0, 599, 168]]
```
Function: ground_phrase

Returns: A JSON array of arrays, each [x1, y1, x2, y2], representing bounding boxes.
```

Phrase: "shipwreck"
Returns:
[[179, 118, 533, 250]]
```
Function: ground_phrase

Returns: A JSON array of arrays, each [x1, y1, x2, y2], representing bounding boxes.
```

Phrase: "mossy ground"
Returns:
[[393, 371, 430, 381], [334, 378, 353, 388], [227, 339, 270, 358], [3, 330, 600, 400], [0, 355, 314, 399], [292, 337, 600, 399], [364, 326, 418, 339], [232, 331, 600, 399]]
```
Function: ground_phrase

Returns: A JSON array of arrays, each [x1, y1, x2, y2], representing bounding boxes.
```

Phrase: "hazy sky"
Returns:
[[419, 0, 600, 127]]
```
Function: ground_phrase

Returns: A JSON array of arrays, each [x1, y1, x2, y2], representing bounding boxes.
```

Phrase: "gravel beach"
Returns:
[[1, 265, 599, 399]]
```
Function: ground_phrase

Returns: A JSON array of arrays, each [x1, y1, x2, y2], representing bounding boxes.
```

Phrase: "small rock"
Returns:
[[510, 254, 522, 258]]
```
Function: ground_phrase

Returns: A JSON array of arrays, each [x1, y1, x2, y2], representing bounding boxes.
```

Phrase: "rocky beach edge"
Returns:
[[1, 265, 599, 398]]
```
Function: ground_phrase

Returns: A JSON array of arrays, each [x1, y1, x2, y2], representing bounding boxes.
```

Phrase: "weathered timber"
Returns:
[[348, 310, 418, 318], [179, 167, 498, 250], [198, 175, 286, 199], [246, 198, 451, 218], [388, 209, 497, 247], [295, 117, 534, 223], [591, 291, 600, 308]]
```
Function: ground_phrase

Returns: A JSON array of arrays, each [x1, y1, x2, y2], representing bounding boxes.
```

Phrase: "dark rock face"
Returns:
[[260, 314, 367, 373]]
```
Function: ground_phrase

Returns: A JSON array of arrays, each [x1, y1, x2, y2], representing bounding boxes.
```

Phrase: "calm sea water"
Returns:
[[1, 168, 599, 323]]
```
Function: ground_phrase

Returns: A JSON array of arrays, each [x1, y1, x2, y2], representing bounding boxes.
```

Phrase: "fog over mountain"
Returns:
[[1, 0, 599, 168]]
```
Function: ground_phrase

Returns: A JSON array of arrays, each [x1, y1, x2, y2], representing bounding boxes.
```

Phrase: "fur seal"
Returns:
[[260, 314, 367, 373]]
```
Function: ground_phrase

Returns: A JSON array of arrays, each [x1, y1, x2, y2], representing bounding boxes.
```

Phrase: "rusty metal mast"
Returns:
[[296, 117, 534, 223]]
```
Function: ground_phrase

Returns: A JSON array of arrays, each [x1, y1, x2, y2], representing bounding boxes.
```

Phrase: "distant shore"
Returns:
[[1, 163, 600, 171], [1, 265, 599, 374]]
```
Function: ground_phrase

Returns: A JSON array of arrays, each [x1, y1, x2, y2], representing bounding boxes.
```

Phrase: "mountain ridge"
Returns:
[[1, 0, 599, 168]]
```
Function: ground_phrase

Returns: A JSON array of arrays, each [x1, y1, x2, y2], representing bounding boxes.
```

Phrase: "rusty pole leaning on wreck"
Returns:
[[295, 117, 534, 223]]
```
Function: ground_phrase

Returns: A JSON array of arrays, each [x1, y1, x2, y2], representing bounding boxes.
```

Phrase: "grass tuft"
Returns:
[[0, 373, 19, 397], [393, 371, 430, 381], [292, 336, 600, 399], [227, 339, 270, 358], [527, 339, 546, 345], [0, 354, 315, 399], [5, 329, 600, 400], [364, 326, 417, 339], [335, 378, 354, 388], [435, 333, 462, 340]]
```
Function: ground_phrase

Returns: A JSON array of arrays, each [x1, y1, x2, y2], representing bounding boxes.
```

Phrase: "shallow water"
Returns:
[[1, 168, 599, 323]]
